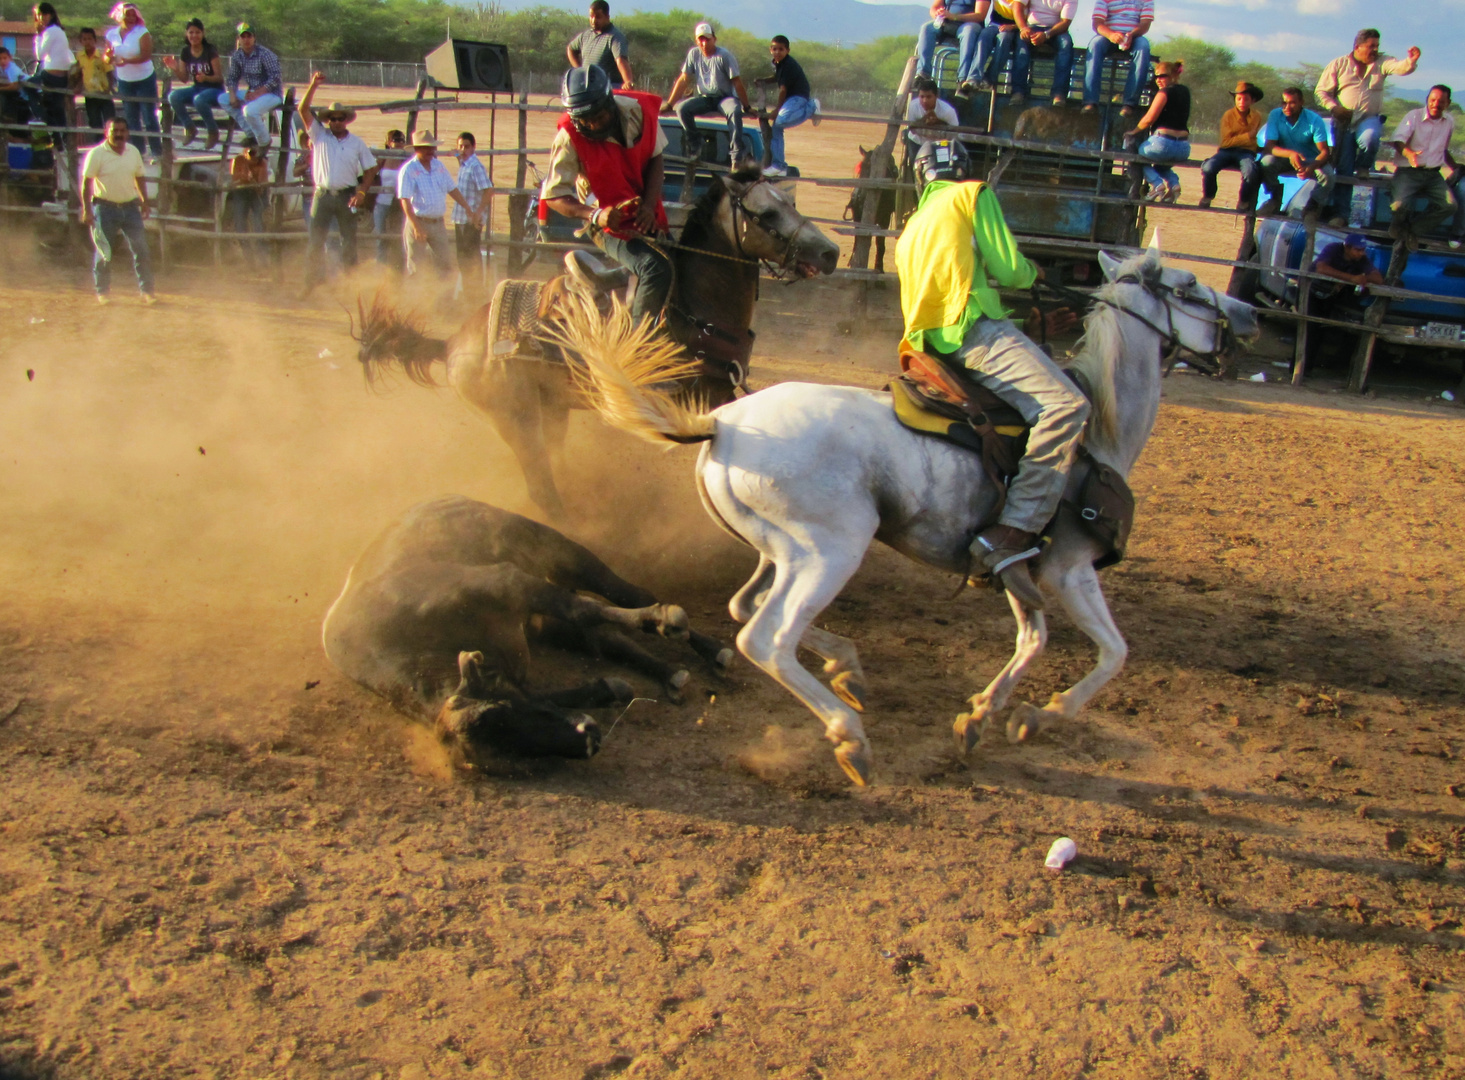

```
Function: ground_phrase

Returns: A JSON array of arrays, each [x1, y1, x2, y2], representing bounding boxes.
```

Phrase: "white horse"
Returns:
[[554, 242, 1259, 784]]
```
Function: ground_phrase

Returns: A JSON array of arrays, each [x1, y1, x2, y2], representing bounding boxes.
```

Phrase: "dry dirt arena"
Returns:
[[2, 90, 1465, 1080]]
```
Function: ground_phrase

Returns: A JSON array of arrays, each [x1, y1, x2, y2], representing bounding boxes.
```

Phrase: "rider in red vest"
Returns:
[[541, 65, 673, 323]]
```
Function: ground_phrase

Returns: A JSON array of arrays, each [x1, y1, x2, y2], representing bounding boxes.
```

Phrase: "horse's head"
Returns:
[[1096, 237, 1259, 376], [436, 651, 602, 760], [721, 168, 840, 278]]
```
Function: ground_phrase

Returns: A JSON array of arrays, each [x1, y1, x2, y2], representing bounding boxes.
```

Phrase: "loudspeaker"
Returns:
[[424, 38, 513, 93]]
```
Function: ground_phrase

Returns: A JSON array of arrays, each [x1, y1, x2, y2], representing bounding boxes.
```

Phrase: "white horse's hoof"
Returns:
[[1006, 702, 1044, 744], [660, 605, 690, 639], [713, 647, 735, 672], [953, 710, 983, 756], [834, 739, 871, 786], [665, 668, 690, 704], [830, 670, 867, 713]]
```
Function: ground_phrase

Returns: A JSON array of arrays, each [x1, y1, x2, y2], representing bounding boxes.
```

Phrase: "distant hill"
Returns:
[[482, 0, 931, 45]]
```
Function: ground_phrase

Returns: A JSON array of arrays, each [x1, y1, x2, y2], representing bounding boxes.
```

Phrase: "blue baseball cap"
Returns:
[[1345, 233, 1367, 248]]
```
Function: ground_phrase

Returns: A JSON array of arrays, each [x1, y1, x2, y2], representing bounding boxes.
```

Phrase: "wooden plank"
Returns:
[[1348, 239, 1409, 393], [1291, 216, 1319, 382]]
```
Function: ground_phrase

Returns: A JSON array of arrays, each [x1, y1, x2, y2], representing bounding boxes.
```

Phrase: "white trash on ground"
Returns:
[[318, 348, 335, 359], [1249, 371, 1267, 382], [1044, 837, 1078, 870], [1443, 390, 1456, 402]]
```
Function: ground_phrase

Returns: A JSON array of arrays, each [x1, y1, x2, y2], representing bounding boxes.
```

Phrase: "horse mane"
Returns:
[[351, 291, 448, 388], [1067, 250, 1157, 445], [677, 163, 763, 250]]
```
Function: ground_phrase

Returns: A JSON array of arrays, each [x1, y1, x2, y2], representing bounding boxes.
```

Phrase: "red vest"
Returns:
[[543, 90, 668, 239]]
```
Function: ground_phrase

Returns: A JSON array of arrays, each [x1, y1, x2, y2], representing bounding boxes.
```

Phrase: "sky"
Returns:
[[859, 0, 1456, 96]]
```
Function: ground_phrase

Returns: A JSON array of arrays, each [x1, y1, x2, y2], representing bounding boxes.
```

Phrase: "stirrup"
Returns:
[[564, 249, 631, 296]]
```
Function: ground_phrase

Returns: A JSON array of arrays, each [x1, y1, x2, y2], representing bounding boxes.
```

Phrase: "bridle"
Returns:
[[725, 177, 826, 280], [1060, 269, 1241, 377]]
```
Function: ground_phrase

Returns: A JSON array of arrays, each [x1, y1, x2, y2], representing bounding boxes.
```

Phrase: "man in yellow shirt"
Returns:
[[895, 138, 1088, 608], [80, 117, 154, 304]]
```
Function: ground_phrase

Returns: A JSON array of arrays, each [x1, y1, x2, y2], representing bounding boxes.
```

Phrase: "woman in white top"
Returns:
[[32, 3, 74, 149], [104, 1, 160, 156]]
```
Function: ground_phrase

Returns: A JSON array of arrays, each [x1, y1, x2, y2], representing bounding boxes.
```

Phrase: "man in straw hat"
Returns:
[[396, 129, 481, 278], [298, 70, 380, 288], [1198, 81, 1264, 209]]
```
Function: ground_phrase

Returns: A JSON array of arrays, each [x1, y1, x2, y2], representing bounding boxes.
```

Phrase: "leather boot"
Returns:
[[970, 525, 1045, 609]]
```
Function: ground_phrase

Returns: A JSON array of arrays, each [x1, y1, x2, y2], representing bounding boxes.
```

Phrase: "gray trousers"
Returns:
[[1392, 166, 1456, 237], [403, 215, 453, 277], [956, 317, 1090, 534]]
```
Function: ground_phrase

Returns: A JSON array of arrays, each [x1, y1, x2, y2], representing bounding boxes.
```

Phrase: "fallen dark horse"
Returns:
[[322, 496, 731, 762]]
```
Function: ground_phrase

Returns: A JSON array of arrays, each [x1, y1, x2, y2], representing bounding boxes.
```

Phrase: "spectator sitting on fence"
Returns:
[[228, 132, 268, 267], [1010, 1, 1076, 108], [33, 3, 74, 153], [1315, 29, 1421, 228], [1198, 81, 1263, 210], [1388, 85, 1458, 250], [1306, 232, 1383, 367], [221, 22, 281, 149], [453, 130, 491, 292], [964, 1, 1019, 101], [375, 129, 406, 267], [0, 46, 32, 135], [162, 18, 223, 150], [915, 0, 985, 88], [80, 116, 154, 305], [1125, 59, 1188, 203], [297, 72, 379, 291], [1081, 0, 1151, 116], [906, 76, 960, 151], [72, 28, 115, 138], [104, 3, 163, 159], [662, 22, 753, 170], [1257, 86, 1333, 217], [398, 130, 479, 279], [761, 35, 814, 177], [566, 0, 633, 90]]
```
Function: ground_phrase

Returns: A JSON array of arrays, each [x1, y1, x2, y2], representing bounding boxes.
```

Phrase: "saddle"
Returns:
[[892, 344, 1134, 569]]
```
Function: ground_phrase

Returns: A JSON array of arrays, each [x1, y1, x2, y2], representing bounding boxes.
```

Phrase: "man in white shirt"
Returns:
[[79, 117, 155, 304], [906, 76, 960, 151], [662, 23, 753, 168], [397, 130, 480, 277], [1389, 85, 1457, 247], [298, 72, 380, 288]]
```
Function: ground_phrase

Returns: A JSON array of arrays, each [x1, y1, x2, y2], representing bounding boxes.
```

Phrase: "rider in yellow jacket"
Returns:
[[896, 138, 1089, 609]]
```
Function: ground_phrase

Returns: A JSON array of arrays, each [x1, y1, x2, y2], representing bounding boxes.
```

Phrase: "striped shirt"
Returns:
[[1091, 0, 1152, 33], [226, 44, 282, 97], [452, 154, 491, 224], [569, 25, 629, 87], [397, 156, 458, 217]]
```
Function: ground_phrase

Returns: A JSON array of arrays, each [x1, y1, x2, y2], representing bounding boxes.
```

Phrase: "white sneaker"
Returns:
[[763, 164, 787, 177], [95, 293, 110, 305]]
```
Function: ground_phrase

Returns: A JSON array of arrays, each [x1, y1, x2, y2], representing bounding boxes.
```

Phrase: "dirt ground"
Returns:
[[2, 85, 1465, 1080]]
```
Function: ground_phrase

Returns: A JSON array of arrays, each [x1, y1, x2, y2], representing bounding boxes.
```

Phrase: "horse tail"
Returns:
[[349, 291, 449, 388], [547, 291, 716, 445]]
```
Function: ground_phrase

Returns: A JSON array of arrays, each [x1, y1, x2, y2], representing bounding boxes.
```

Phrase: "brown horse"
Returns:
[[845, 146, 898, 273], [351, 168, 840, 519]]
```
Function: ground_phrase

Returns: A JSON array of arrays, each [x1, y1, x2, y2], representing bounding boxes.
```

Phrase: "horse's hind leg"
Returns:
[[1006, 558, 1127, 743], [464, 359, 567, 520], [729, 556, 774, 622], [954, 593, 1049, 754], [800, 626, 869, 713]]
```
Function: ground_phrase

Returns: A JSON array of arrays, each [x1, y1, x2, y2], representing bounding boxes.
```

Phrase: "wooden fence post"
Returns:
[[269, 88, 295, 272], [157, 79, 174, 267], [1290, 215, 1319, 381], [850, 55, 915, 272], [509, 89, 529, 276], [1347, 239, 1408, 393]]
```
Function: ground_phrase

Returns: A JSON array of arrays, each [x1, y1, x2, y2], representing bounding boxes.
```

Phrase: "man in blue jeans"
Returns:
[[1081, 0, 1152, 114], [761, 35, 814, 176], [80, 117, 155, 305], [1012, 0, 1075, 106], [916, 0, 987, 86]]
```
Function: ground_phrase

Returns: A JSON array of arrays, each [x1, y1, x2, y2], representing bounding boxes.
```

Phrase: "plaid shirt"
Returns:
[[397, 155, 458, 217], [452, 154, 491, 224], [226, 44, 282, 97]]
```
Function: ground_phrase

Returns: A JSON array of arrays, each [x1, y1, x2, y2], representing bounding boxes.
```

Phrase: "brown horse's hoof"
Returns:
[[665, 668, 689, 705], [1006, 702, 1044, 744], [953, 710, 983, 756]]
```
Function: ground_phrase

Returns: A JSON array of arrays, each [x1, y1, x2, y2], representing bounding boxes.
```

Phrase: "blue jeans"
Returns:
[[230, 188, 266, 265], [1082, 34, 1151, 107], [768, 95, 816, 168], [167, 83, 222, 135], [971, 23, 1019, 87], [916, 20, 979, 80], [1013, 31, 1074, 99], [1328, 113, 1383, 217], [91, 200, 153, 296], [1257, 155, 1334, 208], [675, 94, 744, 161], [219, 89, 282, 146], [1138, 133, 1189, 191], [598, 231, 673, 323], [117, 73, 162, 156], [1199, 147, 1258, 201]]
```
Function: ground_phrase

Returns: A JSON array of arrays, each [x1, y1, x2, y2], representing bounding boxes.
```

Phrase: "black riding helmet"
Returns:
[[562, 65, 615, 129], [914, 138, 971, 194]]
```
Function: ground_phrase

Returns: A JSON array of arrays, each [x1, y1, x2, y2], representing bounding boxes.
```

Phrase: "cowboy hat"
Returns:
[[1232, 80, 1264, 101], [410, 129, 439, 148], [319, 101, 357, 122]]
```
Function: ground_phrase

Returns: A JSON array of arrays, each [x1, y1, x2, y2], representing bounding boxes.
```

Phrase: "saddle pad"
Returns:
[[890, 378, 1025, 452], [490, 278, 547, 357]]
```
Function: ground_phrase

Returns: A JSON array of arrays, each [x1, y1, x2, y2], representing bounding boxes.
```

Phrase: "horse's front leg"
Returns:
[[954, 593, 1048, 754], [460, 357, 567, 521], [1004, 559, 1127, 743]]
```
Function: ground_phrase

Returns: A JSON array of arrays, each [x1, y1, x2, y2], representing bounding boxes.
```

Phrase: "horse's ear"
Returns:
[[859, 145, 868, 154], [1097, 251, 1123, 281]]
